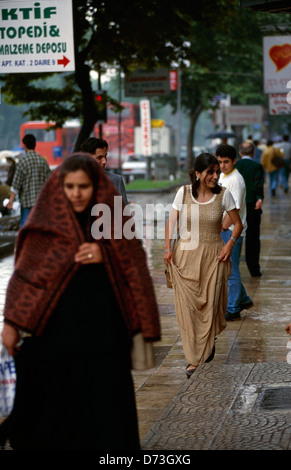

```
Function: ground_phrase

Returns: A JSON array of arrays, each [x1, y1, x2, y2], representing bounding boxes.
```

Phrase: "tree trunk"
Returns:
[[73, 60, 99, 151], [186, 103, 204, 171], [72, 4, 99, 152]]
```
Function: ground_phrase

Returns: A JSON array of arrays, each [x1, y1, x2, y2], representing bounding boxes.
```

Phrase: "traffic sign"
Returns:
[[0, 0, 75, 73]]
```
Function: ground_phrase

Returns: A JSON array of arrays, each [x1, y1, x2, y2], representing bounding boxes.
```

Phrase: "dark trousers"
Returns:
[[245, 202, 262, 276]]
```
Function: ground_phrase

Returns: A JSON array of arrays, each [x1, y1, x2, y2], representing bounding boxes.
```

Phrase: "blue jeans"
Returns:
[[20, 207, 31, 227], [221, 230, 252, 314], [269, 170, 279, 195], [279, 161, 290, 191]]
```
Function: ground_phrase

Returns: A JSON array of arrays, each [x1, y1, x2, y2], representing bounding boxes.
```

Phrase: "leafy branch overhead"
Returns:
[[156, 4, 289, 169], [1, 0, 288, 156], [0, 0, 234, 149]]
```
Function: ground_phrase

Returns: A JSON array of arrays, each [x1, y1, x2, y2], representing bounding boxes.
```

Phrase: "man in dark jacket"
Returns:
[[80, 137, 128, 204], [236, 141, 264, 277]]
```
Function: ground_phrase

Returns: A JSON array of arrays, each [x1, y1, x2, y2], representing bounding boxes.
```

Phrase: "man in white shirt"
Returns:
[[216, 144, 253, 321]]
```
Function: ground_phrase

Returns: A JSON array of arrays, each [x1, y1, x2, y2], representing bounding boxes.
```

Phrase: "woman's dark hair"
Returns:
[[59, 153, 99, 193], [189, 153, 222, 198]]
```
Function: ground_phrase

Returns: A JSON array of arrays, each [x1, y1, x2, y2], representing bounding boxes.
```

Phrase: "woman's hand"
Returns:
[[1, 324, 21, 356], [75, 242, 103, 264], [218, 242, 233, 262], [164, 250, 173, 265]]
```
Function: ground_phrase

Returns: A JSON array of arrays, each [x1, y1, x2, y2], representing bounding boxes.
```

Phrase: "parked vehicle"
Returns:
[[122, 155, 155, 183], [19, 102, 140, 169], [178, 145, 210, 170]]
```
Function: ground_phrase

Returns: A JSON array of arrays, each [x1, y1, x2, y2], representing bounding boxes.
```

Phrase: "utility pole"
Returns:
[[177, 69, 181, 160], [118, 66, 122, 174], [98, 71, 102, 138]]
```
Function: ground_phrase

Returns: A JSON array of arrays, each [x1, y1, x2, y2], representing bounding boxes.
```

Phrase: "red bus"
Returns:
[[20, 120, 80, 168], [20, 102, 140, 169], [100, 102, 140, 168]]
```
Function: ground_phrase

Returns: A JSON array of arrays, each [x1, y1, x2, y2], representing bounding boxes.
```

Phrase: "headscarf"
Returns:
[[3, 154, 160, 342]]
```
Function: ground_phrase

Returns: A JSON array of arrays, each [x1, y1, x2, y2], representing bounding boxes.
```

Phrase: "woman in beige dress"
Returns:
[[164, 153, 242, 378]]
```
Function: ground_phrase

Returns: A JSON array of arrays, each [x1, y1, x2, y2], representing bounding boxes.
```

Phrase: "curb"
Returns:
[[126, 183, 183, 194], [0, 231, 17, 259], [0, 241, 15, 259]]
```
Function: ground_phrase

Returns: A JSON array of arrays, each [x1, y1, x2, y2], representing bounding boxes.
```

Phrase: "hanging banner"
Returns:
[[169, 70, 178, 91], [140, 100, 152, 157], [0, 0, 75, 73], [263, 36, 291, 93]]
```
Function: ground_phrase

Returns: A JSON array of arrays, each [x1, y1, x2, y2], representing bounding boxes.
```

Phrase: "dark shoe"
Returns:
[[271, 189, 276, 197], [186, 365, 197, 379], [225, 311, 241, 321], [239, 301, 253, 312], [251, 271, 262, 277], [205, 345, 215, 363]]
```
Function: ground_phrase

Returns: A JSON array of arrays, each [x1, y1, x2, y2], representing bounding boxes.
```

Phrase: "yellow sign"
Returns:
[[151, 119, 165, 128]]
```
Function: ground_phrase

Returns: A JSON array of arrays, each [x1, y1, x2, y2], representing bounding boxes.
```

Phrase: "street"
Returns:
[[1, 184, 291, 449]]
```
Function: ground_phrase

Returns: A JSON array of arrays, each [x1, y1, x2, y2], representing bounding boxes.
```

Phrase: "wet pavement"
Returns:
[[132, 183, 291, 450], [1, 182, 291, 450]]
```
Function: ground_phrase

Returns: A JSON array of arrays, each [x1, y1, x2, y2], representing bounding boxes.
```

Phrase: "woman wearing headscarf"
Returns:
[[0, 153, 160, 450]]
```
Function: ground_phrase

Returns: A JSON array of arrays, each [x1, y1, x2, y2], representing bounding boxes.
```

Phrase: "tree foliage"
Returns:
[[156, 2, 290, 169], [2, 0, 288, 161], [0, 0, 233, 150]]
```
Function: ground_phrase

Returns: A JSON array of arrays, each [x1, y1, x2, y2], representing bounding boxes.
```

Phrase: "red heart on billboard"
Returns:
[[269, 43, 291, 72]]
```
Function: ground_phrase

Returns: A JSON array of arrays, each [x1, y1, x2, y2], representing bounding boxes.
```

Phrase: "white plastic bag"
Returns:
[[0, 340, 16, 418]]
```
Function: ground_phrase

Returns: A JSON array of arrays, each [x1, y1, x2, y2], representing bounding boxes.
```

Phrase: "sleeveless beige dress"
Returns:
[[169, 185, 231, 366]]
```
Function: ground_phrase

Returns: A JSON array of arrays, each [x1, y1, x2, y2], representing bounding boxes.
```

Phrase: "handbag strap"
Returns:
[[172, 184, 187, 250]]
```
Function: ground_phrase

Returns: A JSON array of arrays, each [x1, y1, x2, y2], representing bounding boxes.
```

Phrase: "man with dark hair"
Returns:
[[236, 141, 264, 277], [6, 134, 51, 227], [80, 137, 128, 204], [216, 144, 253, 320]]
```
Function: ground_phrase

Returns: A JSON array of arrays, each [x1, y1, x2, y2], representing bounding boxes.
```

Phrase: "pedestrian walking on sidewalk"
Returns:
[[80, 137, 128, 203], [236, 142, 264, 277], [6, 134, 51, 227], [216, 144, 253, 321], [261, 140, 284, 197], [164, 153, 242, 379], [274, 134, 291, 194], [0, 153, 160, 450]]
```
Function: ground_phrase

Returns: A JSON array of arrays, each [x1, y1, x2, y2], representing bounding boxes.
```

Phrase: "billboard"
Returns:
[[125, 68, 170, 97], [226, 105, 264, 125], [263, 36, 291, 93], [0, 0, 75, 73]]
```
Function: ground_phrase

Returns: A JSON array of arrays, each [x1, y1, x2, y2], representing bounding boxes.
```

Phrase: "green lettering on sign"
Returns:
[[1, 3, 57, 20]]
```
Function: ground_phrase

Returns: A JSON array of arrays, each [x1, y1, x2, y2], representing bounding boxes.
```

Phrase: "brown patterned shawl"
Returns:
[[3, 157, 160, 341]]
